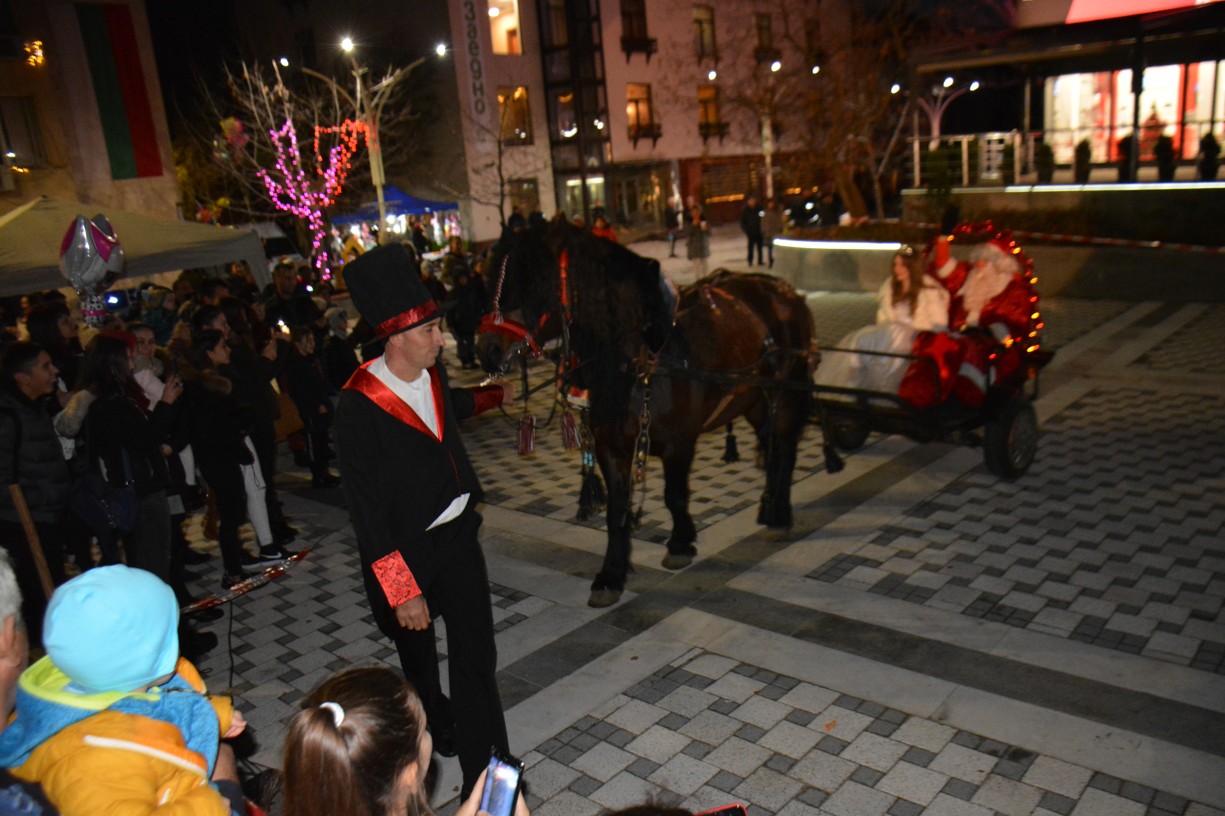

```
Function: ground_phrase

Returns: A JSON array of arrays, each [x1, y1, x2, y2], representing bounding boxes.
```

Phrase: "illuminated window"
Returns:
[[498, 86, 533, 145], [698, 86, 727, 142], [626, 83, 660, 145], [507, 178, 540, 216], [693, 5, 716, 61], [556, 90, 577, 139], [488, 0, 521, 55]]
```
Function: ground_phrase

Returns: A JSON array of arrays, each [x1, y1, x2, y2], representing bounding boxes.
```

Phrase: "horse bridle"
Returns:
[[480, 250, 573, 379]]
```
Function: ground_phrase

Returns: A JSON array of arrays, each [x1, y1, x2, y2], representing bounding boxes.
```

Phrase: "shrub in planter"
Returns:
[[1035, 143, 1055, 183], [1154, 134, 1176, 181], [1074, 139, 1092, 183], [1198, 133, 1220, 180]]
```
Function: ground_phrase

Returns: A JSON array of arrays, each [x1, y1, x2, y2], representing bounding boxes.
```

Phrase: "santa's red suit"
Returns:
[[898, 238, 1037, 409]]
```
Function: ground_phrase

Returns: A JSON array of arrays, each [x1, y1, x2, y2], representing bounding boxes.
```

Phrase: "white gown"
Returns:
[[816, 279, 950, 395]]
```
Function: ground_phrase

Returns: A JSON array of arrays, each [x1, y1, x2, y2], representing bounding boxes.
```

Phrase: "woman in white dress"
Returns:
[[816, 245, 949, 394]]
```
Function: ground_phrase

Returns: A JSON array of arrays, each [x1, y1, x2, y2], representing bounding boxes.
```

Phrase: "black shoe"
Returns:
[[182, 547, 212, 566], [311, 473, 341, 489], [257, 544, 296, 563], [221, 573, 246, 590], [430, 720, 458, 758]]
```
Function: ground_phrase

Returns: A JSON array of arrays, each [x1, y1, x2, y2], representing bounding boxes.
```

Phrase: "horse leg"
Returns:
[[756, 395, 804, 530], [589, 435, 633, 608], [661, 442, 698, 570]]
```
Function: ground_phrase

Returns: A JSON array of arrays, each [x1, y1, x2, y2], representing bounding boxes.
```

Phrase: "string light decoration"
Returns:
[[24, 41, 44, 68], [948, 221, 1042, 354], [257, 118, 366, 278]]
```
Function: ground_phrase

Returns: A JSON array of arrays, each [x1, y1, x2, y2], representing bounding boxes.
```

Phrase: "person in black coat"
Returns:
[[285, 326, 340, 488], [445, 265, 487, 370], [335, 244, 514, 797], [740, 194, 764, 266], [59, 333, 182, 583], [321, 308, 360, 392], [0, 342, 70, 644]]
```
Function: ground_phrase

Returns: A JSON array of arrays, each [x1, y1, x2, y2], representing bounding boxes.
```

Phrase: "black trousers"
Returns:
[[390, 516, 507, 795], [746, 234, 764, 265]]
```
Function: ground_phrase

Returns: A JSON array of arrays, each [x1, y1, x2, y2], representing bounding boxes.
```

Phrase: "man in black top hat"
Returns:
[[334, 244, 514, 796]]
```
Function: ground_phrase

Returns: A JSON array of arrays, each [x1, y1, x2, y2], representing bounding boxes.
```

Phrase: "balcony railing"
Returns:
[[699, 121, 729, 143], [621, 35, 658, 62], [628, 121, 662, 147]]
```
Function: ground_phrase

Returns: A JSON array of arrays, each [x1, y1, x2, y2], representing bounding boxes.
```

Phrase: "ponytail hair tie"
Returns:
[[319, 701, 345, 727]]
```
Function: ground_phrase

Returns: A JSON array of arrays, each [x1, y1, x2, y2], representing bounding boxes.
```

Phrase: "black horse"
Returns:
[[485, 221, 815, 607]]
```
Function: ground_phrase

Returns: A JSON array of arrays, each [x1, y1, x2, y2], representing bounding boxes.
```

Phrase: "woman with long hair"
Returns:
[[283, 667, 528, 816], [816, 245, 950, 394], [182, 329, 276, 588], [61, 332, 182, 579]]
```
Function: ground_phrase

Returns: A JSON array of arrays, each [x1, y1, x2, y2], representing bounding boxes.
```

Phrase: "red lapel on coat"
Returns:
[[343, 362, 443, 442]]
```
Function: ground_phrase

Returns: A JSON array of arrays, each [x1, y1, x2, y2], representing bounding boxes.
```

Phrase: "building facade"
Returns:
[[447, 0, 828, 240], [0, 0, 177, 217]]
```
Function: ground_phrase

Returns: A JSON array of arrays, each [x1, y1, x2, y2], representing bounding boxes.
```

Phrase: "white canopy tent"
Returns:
[[0, 197, 268, 298]]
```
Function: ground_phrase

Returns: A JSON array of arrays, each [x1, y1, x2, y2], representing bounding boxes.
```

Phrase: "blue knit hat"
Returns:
[[44, 565, 180, 694]]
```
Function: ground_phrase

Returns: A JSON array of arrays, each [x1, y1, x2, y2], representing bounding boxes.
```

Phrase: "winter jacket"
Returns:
[[284, 352, 333, 434], [0, 390, 71, 524], [0, 657, 237, 816], [56, 390, 176, 498], [740, 204, 763, 238], [179, 368, 254, 473]]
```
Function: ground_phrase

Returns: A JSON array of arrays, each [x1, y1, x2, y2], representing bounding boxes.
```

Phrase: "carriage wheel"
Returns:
[[984, 395, 1038, 479], [830, 418, 870, 452]]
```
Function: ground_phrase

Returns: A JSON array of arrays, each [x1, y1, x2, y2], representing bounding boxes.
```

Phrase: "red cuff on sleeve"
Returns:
[[372, 551, 422, 607], [470, 384, 504, 416]]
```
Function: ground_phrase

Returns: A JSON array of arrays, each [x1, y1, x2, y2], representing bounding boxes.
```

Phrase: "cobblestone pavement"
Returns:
[[184, 230, 1225, 816]]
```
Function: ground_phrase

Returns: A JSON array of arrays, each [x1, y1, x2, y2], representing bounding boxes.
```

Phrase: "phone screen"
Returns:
[[478, 751, 523, 816]]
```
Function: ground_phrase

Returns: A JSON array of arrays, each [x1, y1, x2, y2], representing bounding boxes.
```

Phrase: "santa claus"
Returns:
[[899, 231, 1039, 409]]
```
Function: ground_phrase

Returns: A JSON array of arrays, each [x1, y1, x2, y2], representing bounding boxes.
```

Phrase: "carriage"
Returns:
[[482, 220, 1053, 607], [811, 341, 1054, 479]]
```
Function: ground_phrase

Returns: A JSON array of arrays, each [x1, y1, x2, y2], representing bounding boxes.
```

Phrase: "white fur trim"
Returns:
[[935, 259, 958, 279]]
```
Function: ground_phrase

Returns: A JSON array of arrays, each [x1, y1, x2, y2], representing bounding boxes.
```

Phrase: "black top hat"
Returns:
[[344, 244, 448, 338]]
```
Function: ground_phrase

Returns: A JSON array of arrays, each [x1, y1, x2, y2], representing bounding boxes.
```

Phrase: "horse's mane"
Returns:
[[492, 221, 668, 424]]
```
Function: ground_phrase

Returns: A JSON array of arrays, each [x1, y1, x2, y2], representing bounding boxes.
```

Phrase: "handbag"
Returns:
[[69, 465, 138, 538]]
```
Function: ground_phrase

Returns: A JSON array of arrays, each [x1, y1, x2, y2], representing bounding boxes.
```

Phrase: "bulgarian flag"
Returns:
[[75, 2, 162, 180]]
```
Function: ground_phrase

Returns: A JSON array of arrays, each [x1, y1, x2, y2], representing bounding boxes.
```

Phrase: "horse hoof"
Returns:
[[661, 551, 694, 570], [588, 588, 622, 608]]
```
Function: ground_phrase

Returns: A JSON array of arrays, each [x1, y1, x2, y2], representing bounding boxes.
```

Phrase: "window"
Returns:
[[622, 0, 647, 39], [507, 178, 540, 216], [693, 5, 716, 61], [698, 86, 728, 142], [542, 0, 568, 48], [620, 0, 656, 59], [488, 0, 522, 55], [753, 13, 780, 64], [626, 83, 660, 145], [497, 86, 533, 145]]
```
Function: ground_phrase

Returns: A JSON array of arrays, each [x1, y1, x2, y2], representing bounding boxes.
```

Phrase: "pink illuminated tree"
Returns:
[[258, 118, 366, 276]]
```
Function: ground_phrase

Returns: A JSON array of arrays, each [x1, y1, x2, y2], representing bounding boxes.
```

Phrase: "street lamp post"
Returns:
[[913, 76, 980, 151], [300, 39, 438, 244]]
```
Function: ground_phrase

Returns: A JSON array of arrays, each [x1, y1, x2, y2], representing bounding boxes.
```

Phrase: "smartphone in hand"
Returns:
[[479, 749, 524, 816]]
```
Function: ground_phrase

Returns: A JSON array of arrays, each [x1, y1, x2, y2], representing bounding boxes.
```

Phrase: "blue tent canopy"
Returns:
[[332, 185, 456, 224]]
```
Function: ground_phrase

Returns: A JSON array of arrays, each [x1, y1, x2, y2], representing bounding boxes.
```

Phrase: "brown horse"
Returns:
[[484, 221, 815, 607]]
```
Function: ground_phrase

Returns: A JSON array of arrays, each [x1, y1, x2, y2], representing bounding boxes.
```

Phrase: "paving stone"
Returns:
[[571, 742, 637, 783], [929, 743, 997, 784], [590, 771, 665, 811], [704, 672, 766, 703], [759, 721, 822, 759], [1023, 756, 1093, 799], [658, 686, 719, 718], [702, 737, 772, 778], [733, 767, 806, 812], [876, 761, 949, 807], [788, 750, 857, 792], [891, 718, 956, 753], [1069, 786, 1148, 816], [971, 775, 1045, 816], [811, 707, 874, 743], [840, 732, 909, 772], [533, 790, 603, 816], [625, 725, 691, 764], [647, 754, 721, 796], [819, 780, 894, 816], [606, 700, 669, 735], [731, 696, 791, 730], [679, 710, 744, 745]]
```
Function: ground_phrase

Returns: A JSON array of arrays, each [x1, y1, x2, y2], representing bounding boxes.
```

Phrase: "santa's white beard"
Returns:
[[960, 264, 1012, 326]]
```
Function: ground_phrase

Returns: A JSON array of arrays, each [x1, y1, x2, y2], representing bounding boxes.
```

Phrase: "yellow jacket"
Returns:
[[2, 658, 235, 816]]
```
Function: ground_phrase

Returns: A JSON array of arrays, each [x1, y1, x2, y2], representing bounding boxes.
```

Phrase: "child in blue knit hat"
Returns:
[[0, 565, 246, 816]]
